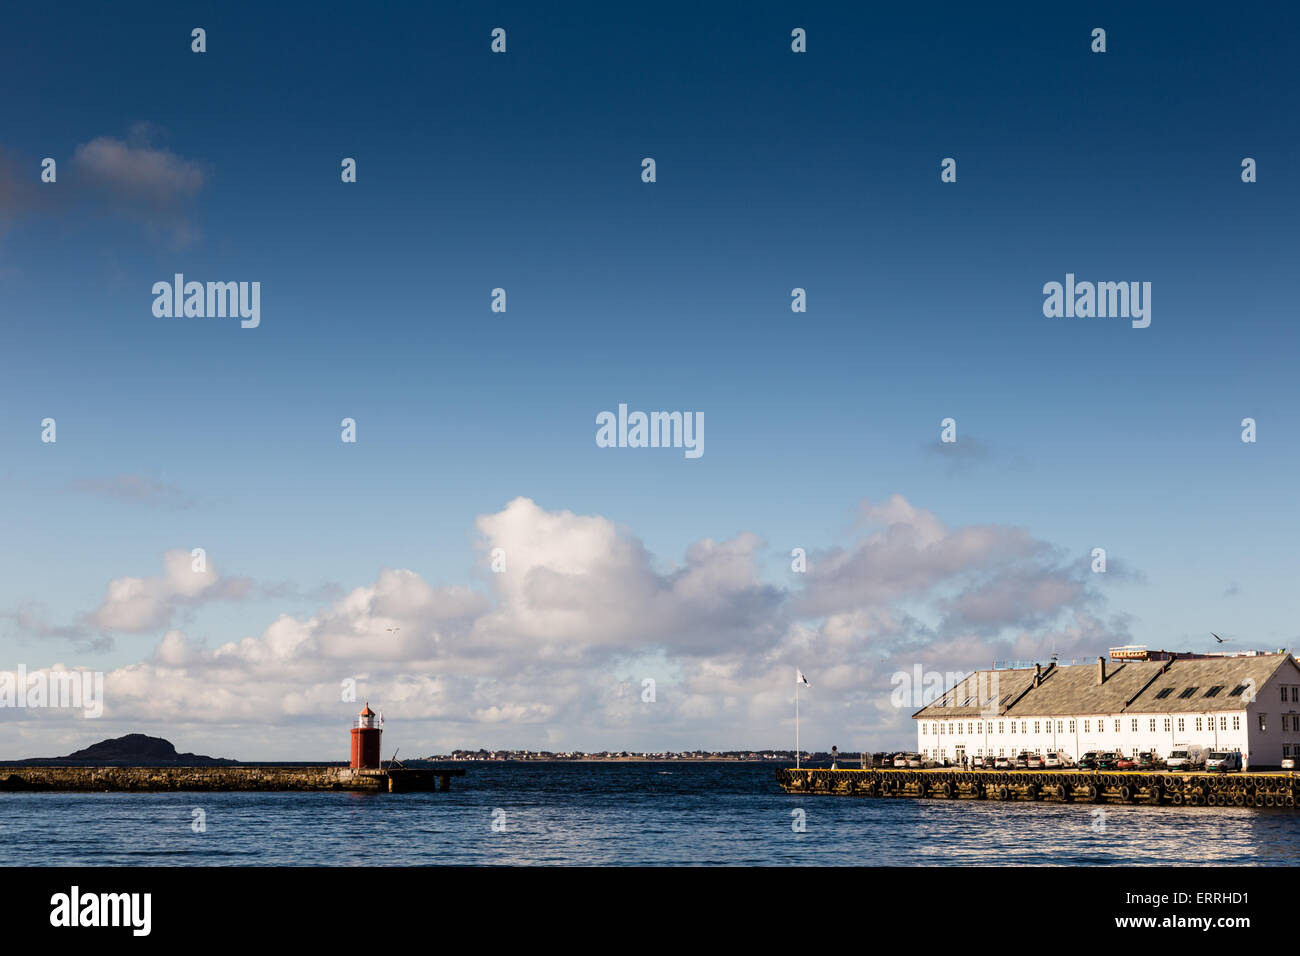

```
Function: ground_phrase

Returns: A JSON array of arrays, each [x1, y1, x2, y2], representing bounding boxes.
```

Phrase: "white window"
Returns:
[[1196, 717, 1203, 732], [1177, 718, 1185, 732], [1069, 720, 1076, 733], [1163, 718, 1171, 732], [998, 722, 1004, 733], [1114, 719, 1120, 732], [1149, 719, 1156, 732], [1034, 721, 1040, 734], [1220, 716, 1227, 730], [1057, 721, 1063, 733], [1131, 719, 1138, 732], [1084, 720, 1090, 733]]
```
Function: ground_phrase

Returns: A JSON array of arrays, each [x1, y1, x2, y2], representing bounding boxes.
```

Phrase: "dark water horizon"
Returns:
[[4, 762, 1298, 866]]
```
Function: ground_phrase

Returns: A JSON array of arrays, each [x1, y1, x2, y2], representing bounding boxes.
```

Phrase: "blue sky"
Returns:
[[0, 2, 1296, 758]]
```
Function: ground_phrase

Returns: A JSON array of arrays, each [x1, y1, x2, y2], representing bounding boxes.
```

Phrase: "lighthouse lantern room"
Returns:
[[350, 702, 384, 769]]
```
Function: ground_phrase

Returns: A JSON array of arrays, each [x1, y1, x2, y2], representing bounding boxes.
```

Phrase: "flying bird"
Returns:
[[1211, 632, 1230, 644]]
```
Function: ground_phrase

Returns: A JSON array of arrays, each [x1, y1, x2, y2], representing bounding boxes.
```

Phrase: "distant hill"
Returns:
[[8, 733, 237, 766]]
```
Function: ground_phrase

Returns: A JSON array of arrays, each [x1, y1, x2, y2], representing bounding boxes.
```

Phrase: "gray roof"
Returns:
[[913, 653, 1300, 720]]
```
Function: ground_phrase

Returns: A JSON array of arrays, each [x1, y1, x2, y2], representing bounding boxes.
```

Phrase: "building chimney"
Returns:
[[1096, 656, 1107, 685], [1034, 663, 1042, 687]]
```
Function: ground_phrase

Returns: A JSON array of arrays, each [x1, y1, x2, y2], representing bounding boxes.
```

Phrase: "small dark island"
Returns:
[[7, 733, 236, 767]]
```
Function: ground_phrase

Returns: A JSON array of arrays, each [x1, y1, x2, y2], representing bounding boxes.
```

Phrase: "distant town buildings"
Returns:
[[424, 749, 807, 762]]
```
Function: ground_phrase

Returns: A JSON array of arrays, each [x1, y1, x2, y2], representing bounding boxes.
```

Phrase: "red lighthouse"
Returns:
[[350, 702, 383, 769]]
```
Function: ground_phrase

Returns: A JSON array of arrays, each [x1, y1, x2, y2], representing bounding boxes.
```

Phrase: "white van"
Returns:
[[1167, 745, 1205, 771], [1206, 750, 1242, 772]]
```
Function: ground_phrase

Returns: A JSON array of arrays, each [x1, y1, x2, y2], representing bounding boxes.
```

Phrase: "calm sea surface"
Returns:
[[4, 762, 1299, 865]]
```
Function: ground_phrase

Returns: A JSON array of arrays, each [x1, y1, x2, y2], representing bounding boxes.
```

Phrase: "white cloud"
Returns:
[[67, 124, 205, 244], [90, 549, 245, 633], [4, 496, 1134, 759], [72, 129, 204, 206]]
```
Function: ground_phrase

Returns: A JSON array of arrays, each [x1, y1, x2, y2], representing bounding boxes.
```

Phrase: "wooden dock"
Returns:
[[777, 767, 1299, 808]]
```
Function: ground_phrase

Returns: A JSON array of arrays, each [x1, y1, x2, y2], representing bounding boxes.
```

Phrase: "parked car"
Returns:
[[1014, 753, 1030, 769], [1283, 756, 1297, 770], [905, 753, 923, 768], [1167, 746, 1205, 771], [1096, 752, 1122, 770], [1044, 751, 1074, 769], [1026, 753, 1046, 769], [971, 755, 987, 769], [893, 754, 909, 768], [1116, 755, 1137, 770], [1078, 751, 1100, 770], [994, 755, 1013, 770], [1136, 752, 1162, 771], [1206, 751, 1242, 772]]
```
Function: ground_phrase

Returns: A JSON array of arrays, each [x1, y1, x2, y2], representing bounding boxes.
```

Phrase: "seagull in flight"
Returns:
[[1211, 632, 1229, 644]]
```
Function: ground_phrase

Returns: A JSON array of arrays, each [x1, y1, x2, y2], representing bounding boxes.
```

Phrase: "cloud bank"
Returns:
[[1, 496, 1133, 759]]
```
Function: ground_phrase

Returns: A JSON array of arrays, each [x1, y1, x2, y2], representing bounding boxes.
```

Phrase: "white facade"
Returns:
[[918, 711, 1251, 764], [915, 655, 1300, 770]]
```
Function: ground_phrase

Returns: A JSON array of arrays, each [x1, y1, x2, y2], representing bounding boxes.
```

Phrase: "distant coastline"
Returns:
[[425, 750, 853, 763], [0, 734, 857, 767]]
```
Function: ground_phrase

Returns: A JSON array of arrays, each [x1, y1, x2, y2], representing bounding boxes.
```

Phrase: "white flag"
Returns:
[[797, 670, 811, 688]]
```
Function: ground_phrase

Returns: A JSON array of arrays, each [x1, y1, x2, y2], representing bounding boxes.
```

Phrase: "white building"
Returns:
[[914, 650, 1300, 771]]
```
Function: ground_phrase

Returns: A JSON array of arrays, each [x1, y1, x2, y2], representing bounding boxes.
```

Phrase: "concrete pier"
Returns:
[[0, 765, 466, 793], [777, 767, 1299, 808]]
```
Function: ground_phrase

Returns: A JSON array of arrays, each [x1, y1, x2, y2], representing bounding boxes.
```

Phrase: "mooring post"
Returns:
[[439, 773, 451, 792]]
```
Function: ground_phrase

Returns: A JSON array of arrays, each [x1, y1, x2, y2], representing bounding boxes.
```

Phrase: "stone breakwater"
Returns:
[[0, 766, 465, 793]]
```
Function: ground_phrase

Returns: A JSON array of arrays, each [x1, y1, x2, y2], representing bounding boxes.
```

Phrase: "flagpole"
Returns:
[[795, 679, 800, 769]]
